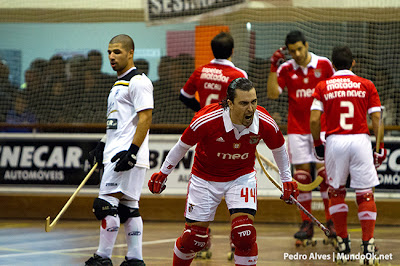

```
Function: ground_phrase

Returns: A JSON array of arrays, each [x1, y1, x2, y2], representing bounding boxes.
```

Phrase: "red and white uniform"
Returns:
[[181, 59, 247, 108], [160, 103, 292, 221], [277, 52, 334, 134], [311, 70, 381, 189]]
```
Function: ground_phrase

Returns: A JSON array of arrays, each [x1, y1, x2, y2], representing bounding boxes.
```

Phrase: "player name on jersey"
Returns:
[[324, 89, 366, 100]]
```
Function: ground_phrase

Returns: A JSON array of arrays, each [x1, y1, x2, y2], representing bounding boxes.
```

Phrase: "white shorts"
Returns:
[[99, 161, 146, 201], [184, 172, 257, 222], [287, 133, 325, 165], [325, 134, 379, 189]]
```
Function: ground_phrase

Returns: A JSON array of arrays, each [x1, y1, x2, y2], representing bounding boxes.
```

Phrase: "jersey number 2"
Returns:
[[340, 101, 354, 130], [241, 187, 256, 203]]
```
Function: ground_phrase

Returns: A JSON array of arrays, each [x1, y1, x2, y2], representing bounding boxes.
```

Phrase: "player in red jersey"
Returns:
[[267, 30, 336, 244], [149, 78, 298, 266], [180, 31, 247, 112], [310, 46, 387, 264]]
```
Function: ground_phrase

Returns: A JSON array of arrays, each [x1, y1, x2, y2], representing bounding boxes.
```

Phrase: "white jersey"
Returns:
[[103, 67, 154, 168]]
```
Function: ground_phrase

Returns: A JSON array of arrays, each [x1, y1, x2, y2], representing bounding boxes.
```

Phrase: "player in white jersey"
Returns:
[[85, 34, 153, 266], [310, 46, 387, 264], [149, 78, 299, 266]]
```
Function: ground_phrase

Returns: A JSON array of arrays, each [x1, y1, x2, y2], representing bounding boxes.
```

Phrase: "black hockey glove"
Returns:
[[111, 144, 140, 172], [313, 139, 325, 161], [88, 141, 105, 167]]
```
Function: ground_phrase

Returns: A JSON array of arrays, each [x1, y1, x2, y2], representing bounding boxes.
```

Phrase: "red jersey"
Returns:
[[180, 103, 285, 182], [181, 59, 247, 108], [312, 70, 382, 136], [277, 53, 334, 134]]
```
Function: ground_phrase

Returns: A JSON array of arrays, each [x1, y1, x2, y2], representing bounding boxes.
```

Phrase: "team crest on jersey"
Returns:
[[233, 143, 241, 149], [188, 203, 195, 213], [314, 69, 321, 78], [249, 135, 260, 144]]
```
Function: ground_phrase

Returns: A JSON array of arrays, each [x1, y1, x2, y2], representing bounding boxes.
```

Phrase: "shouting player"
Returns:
[[85, 34, 153, 266], [267, 30, 336, 245], [180, 31, 247, 112], [310, 46, 386, 265], [149, 78, 299, 266]]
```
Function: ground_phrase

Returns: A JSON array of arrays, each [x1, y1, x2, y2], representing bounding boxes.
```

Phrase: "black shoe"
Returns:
[[120, 257, 145, 266], [294, 220, 314, 240], [85, 253, 113, 266]]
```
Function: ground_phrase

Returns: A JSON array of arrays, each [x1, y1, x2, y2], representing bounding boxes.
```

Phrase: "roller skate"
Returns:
[[227, 242, 235, 261], [323, 219, 337, 247], [359, 238, 379, 265], [334, 235, 351, 264], [294, 220, 317, 247], [194, 228, 212, 259]]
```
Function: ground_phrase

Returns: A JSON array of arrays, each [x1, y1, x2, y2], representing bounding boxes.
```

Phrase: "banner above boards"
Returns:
[[146, 0, 246, 22]]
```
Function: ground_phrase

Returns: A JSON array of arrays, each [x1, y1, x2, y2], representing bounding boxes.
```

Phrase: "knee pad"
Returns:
[[118, 204, 140, 224], [328, 186, 346, 199], [231, 216, 256, 252], [355, 189, 374, 205], [92, 197, 118, 220], [294, 170, 312, 184], [178, 224, 209, 253]]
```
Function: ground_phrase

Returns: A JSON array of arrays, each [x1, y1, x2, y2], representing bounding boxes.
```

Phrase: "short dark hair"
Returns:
[[109, 34, 134, 52], [285, 30, 307, 47], [332, 46, 353, 70], [211, 31, 234, 59], [220, 78, 254, 109]]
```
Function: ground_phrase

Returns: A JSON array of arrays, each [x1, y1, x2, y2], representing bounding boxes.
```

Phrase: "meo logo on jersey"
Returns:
[[107, 118, 117, 129]]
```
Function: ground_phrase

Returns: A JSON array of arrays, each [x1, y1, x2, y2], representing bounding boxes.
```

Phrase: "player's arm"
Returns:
[[310, 98, 324, 160], [148, 139, 192, 194], [179, 91, 200, 112], [371, 110, 387, 168], [267, 47, 286, 99], [271, 144, 299, 204], [111, 109, 152, 172]]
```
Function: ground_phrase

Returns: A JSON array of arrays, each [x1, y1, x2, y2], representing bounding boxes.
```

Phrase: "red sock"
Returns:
[[317, 167, 332, 221], [356, 191, 376, 241], [235, 242, 258, 266], [329, 194, 348, 238], [298, 191, 312, 221], [173, 237, 194, 266]]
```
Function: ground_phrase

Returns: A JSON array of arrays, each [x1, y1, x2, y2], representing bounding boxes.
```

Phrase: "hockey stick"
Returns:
[[45, 163, 98, 232], [257, 153, 323, 192], [255, 151, 330, 236]]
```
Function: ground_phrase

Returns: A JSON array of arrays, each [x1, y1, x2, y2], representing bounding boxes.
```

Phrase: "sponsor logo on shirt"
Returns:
[[296, 88, 314, 98], [107, 118, 118, 129], [200, 67, 230, 83], [217, 152, 249, 160]]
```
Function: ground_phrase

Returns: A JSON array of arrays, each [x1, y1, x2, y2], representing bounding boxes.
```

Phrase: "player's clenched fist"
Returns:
[[148, 171, 168, 194], [270, 47, 286, 72], [281, 181, 299, 204]]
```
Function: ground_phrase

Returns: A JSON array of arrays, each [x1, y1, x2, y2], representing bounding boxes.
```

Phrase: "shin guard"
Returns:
[[173, 224, 209, 266], [356, 189, 376, 241], [294, 170, 312, 222], [317, 167, 332, 221], [328, 186, 348, 239], [231, 216, 257, 266]]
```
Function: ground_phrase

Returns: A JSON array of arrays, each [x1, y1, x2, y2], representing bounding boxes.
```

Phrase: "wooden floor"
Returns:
[[0, 219, 399, 266]]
